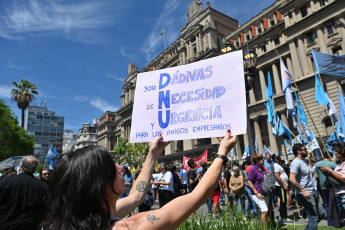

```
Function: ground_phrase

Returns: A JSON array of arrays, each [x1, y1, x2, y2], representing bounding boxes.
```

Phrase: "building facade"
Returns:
[[25, 105, 64, 163], [63, 130, 77, 153], [114, 0, 239, 162], [222, 0, 345, 157], [97, 111, 118, 152], [76, 120, 98, 149], [113, 0, 345, 162]]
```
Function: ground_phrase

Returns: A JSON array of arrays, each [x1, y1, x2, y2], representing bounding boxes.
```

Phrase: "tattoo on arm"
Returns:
[[293, 181, 303, 191], [147, 215, 160, 224], [136, 181, 147, 192]]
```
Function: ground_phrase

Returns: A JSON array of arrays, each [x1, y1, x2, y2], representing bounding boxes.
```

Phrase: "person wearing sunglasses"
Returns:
[[290, 143, 325, 230]]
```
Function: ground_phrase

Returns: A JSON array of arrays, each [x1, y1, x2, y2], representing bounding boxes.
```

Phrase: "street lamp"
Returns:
[[220, 41, 257, 156]]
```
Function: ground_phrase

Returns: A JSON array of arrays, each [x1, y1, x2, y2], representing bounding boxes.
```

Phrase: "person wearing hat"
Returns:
[[229, 166, 245, 215], [273, 155, 290, 222]]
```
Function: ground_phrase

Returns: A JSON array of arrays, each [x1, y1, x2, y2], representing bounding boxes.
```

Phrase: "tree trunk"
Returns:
[[21, 109, 25, 128]]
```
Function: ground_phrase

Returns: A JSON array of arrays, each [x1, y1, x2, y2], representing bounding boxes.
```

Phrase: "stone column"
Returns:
[[165, 141, 176, 155], [199, 34, 204, 52], [196, 36, 200, 54], [280, 112, 289, 127], [249, 89, 256, 104], [267, 118, 278, 153], [259, 70, 267, 100], [288, 41, 303, 78], [208, 33, 212, 49], [297, 38, 311, 75], [243, 133, 249, 149], [186, 42, 190, 60], [183, 139, 196, 150], [272, 63, 283, 95], [286, 56, 295, 77], [235, 141, 242, 159], [211, 137, 219, 144], [316, 27, 328, 54], [253, 119, 264, 153]]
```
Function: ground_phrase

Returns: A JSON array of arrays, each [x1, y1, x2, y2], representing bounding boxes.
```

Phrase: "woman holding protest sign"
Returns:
[[43, 130, 237, 230]]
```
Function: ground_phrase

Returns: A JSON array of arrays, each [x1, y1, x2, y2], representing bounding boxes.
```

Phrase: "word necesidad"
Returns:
[[157, 65, 227, 129]]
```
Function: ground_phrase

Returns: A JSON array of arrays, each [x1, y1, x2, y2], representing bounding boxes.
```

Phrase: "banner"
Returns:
[[130, 51, 246, 143], [312, 49, 345, 77], [182, 149, 208, 171]]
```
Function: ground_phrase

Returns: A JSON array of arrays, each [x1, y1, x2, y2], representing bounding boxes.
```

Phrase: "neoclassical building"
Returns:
[[110, 0, 345, 162], [97, 111, 118, 152]]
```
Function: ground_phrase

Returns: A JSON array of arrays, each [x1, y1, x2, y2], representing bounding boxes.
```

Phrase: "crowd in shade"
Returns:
[[0, 130, 345, 230]]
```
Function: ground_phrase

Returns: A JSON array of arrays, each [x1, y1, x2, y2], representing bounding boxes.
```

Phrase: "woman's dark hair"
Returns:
[[134, 170, 141, 180], [43, 145, 118, 230]]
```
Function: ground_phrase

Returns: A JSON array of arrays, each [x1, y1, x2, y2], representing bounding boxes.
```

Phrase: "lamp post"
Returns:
[[220, 42, 257, 156]]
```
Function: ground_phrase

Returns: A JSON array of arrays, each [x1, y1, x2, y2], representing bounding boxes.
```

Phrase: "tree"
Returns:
[[11, 79, 39, 127], [113, 137, 150, 168], [0, 99, 34, 161]]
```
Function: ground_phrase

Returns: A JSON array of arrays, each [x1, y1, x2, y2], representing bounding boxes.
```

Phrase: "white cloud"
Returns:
[[90, 97, 117, 112], [120, 46, 138, 60], [0, 85, 12, 99], [105, 71, 124, 82], [141, 0, 182, 62], [0, 0, 125, 43]]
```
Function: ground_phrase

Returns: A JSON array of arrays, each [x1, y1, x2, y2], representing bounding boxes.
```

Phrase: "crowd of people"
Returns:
[[0, 130, 345, 230]]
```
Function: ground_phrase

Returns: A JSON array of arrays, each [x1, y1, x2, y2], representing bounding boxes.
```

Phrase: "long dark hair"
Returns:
[[43, 145, 118, 230]]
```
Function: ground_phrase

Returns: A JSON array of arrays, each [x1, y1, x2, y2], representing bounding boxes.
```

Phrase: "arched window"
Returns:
[[323, 116, 333, 136]]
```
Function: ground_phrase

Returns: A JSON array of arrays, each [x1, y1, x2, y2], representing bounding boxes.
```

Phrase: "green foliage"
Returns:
[[36, 163, 44, 173], [11, 79, 39, 127], [113, 137, 149, 167], [0, 99, 34, 161]]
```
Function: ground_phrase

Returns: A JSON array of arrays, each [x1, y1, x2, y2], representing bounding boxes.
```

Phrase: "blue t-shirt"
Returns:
[[123, 174, 134, 197], [264, 160, 276, 183], [290, 158, 315, 195]]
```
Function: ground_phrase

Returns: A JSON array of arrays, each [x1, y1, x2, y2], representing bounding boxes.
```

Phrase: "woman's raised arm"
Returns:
[[114, 130, 237, 230]]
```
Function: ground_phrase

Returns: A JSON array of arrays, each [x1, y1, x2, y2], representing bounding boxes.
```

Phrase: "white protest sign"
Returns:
[[130, 50, 246, 143]]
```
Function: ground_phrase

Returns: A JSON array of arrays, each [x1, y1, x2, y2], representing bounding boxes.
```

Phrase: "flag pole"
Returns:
[[274, 50, 330, 158]]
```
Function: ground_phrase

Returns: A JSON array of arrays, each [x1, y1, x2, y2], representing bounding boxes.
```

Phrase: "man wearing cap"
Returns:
[[273, 155, 289, 222]]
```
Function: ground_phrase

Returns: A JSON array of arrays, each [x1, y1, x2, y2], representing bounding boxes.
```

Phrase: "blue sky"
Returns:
[[0, 0, 275, 134]]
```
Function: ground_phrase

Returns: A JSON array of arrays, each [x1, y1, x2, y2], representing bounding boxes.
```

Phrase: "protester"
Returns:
[[229, 166, 245, 215], [39, 169, 50, 183], [242, 158, 257, 217], [170, 165, 182, 198], [319, 143, 345, 211], [152, 170, 160, 204], [290, 143, 325, 230], [210, 170, 223, 218], [122, 166, 134, 198], [264, 153, 277, 209], [198, 161, 212, 213], [155, 162, 174, 208], [0, 156, 48, 230], [43, 130, 237, 230], [223, 162, 233, 213], [247, 153, 269, 227], [314, 151, 343, 227], [179, 164, 188, 194], [273, 155, 290, 222], [187, 159, 201, 193]]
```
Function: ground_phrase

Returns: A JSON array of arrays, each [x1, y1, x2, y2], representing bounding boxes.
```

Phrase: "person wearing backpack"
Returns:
[[247, 153, 270, 228]]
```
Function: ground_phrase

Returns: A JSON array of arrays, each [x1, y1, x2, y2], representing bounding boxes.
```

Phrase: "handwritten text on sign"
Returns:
[[130, 50, 247, 143]]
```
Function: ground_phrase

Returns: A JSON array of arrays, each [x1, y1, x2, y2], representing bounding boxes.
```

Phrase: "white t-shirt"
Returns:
[[158, 171, 174, 192], [152, 173, 160, 189], [273, 163, 288, 187], [179, 169, 188, 185]]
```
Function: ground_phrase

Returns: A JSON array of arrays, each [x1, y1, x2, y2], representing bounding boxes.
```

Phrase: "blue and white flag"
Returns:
[[312, 49, 345, 77], [315, 74, 329, 105], [242, 144, 250, 159], [46, 145, 59, 166], [338, 89, 345, 134], [262, 145, 272, 157], [267, 72, 274, 98], [279, 57, 295, 115], [309, 130, 320, 151], [265, 87, 275, 127], [255, 138, 259, 153]]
